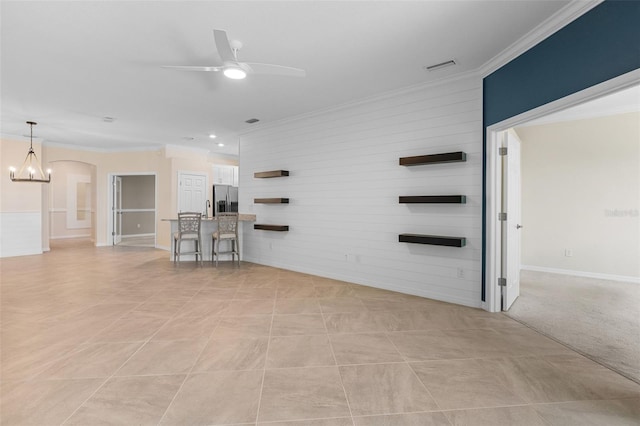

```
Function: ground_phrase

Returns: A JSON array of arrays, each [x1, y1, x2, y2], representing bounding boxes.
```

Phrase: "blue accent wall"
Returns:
[[482, 0, 640, 301]]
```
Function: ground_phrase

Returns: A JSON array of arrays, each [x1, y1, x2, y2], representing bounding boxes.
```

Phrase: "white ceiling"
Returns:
[[1, 1, 570, 155]]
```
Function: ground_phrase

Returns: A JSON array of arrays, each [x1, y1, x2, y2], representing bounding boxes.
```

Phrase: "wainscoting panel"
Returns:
[[0, 211, 42, 257]]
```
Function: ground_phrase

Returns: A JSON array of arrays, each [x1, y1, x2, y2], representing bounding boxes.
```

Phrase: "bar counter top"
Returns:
[[163, 214, 256, 261], [162, 214, 256, 222]]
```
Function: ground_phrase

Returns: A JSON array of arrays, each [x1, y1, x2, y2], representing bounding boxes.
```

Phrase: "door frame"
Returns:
[[484, 69, 640, 313], [113, 176, 123, 245], [107, 172, 158, 247]]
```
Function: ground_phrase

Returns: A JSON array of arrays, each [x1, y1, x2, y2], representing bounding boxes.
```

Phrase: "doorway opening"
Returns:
[[485, 70, 639, 313], [485, 73, 640, 383], [108, 173, 157, 247]]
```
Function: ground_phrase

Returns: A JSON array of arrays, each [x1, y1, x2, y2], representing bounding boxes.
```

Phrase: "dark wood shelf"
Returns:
[[399, 195, 466, 204], [254, 198, 290, 204], [254, 224, 289, 232], [254, 170, 289, 178], [399, 233, 466, 247], [399, 151, 466, 166]]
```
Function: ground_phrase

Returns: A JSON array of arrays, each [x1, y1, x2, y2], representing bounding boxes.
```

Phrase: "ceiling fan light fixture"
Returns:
[[223, 66, 247, 80]]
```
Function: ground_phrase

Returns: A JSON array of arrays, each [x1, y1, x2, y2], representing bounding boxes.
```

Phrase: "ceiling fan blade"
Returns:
[[162, 65, 222, 72], [243, 62, 306, 78], [213, 29, 236, 63]]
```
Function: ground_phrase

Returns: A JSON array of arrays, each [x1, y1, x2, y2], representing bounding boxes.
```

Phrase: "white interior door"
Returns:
[[502, 130, 523, 310], [178, 172, 207, 214], [113, 176, 122, 245]]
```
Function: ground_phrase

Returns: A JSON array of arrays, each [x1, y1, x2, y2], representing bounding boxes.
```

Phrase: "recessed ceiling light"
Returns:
[[217, 143, 225, 147], [245, 118, 259, 124], [209, 134, 217, 139], [423, 60, 457, 72]]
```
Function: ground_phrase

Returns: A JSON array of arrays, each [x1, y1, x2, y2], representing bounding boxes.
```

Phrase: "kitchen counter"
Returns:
[[163, 214, 256, 262]]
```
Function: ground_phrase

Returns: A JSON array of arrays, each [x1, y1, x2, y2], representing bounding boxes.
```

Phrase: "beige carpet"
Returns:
[[506, 270, 640, 384]]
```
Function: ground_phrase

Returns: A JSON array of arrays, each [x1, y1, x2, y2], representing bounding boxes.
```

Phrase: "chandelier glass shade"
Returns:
[[9, 121, 51, 183]]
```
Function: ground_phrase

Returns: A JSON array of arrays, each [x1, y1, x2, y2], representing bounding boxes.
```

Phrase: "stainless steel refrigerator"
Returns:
[[213, 185, 238, 215]]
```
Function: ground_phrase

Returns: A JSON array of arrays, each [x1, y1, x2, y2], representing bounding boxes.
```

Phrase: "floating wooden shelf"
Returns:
[[399, 151, 466, 166], [399, 233, 466, 247], [399, 195, 466, 204], [254, 224, 289, 232], [254, 170, 289, 178], [254, 198, 290, 204]]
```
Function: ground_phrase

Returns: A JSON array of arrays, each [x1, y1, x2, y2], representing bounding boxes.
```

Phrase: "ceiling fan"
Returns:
[[163, 29, 306, 80]]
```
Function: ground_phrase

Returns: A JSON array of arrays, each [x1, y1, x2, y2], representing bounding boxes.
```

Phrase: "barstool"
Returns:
[[212, 212, 239, 266], [173, 212, 202, 265]]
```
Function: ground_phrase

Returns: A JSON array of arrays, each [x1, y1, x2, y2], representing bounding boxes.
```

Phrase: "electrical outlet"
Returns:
[[137, 224, 141, 228], [345, 254, 359, 262], [457, 267, 464, 278], [564, 249, 573, 257]]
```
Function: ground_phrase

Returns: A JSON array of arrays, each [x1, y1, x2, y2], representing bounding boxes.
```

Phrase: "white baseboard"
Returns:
[[122, 233, 155, 238], [156, 245, 170, 252], [50, 234, 91, 240], [521, 265, 640, 284], [243, 255, 482, 309]]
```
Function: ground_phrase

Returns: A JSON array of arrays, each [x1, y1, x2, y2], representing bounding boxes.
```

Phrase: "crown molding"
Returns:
[[164, 143, 210, 158], [239, 68, 482, 137], [0, 133, 45, 144], [41, 140, 163, 153], [480, 0, 603, 78]]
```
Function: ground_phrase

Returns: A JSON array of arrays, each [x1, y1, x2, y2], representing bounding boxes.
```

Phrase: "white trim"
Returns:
[[119, 208, 156, 213], [107, 172, 158, 246], [238, 69, 482, 137], [165, 144, 210, 158], [491, 69, 640, 130], [485, 129, 504, 313], [243, 256, 482, 309], [484, 70, 640, 313], [522, 265, 640, 285], [121, 233, 155, 238], [480, 0, 603, 77], [50, 234, 91, 240], [41, 140, 163, 153], [66, 174, 92, 229]]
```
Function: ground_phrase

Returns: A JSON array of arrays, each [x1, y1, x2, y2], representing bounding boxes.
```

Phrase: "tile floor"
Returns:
[[1, 241, 638, 425]]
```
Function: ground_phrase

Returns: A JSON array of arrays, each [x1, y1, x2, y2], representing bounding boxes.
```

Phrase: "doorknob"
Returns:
[[516, 224, 523, 229]]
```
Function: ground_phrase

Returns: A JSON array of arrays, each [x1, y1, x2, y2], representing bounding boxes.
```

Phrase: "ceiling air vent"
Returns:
[[245, 118, 260, 124], [423, 60, 456, 72]]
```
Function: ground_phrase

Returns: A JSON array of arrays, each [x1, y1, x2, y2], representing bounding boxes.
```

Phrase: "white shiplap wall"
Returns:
[[240, 75, 483, 307]]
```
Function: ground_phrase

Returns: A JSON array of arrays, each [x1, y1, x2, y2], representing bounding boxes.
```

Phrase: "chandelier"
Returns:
[[9, 121, 51, 183]]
